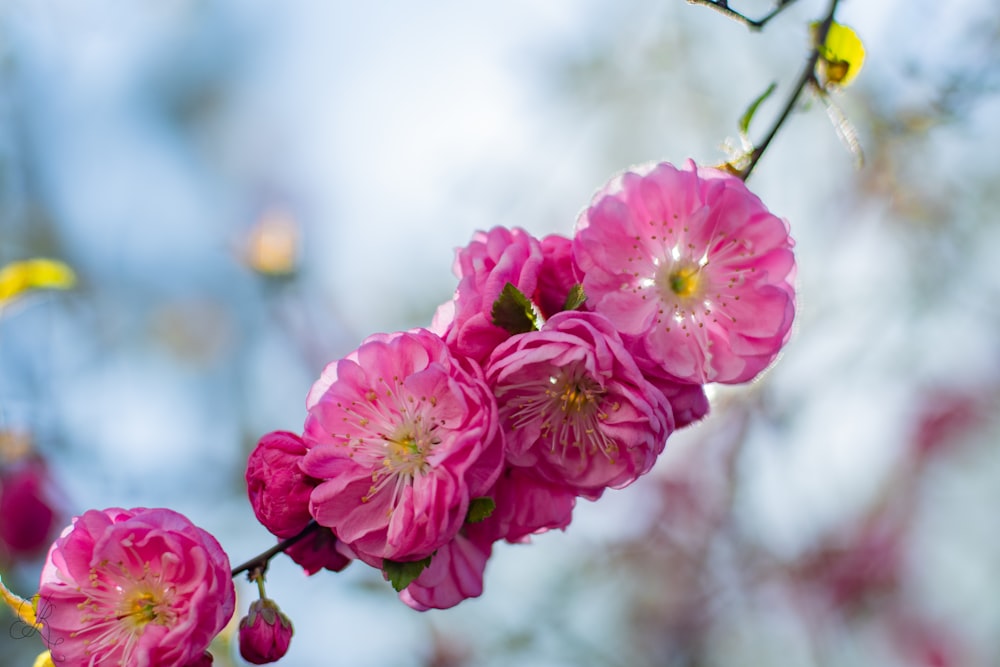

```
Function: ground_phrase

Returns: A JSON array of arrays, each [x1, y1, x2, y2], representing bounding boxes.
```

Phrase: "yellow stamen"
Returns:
[[669, 265, 701, 298]]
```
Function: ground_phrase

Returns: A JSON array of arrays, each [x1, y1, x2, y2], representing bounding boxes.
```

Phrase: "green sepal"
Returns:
[[383, 556, 433, 592], [491, 282, 538, 335], [466, 497, 496, 524], [562, 284, 587, 312], [738, 82, 777, 137]]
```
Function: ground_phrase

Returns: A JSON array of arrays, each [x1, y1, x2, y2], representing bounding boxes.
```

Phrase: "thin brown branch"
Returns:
[[230, 520, 320, 579], [736, 0, 840, 181], [686, 0, 802, 31]]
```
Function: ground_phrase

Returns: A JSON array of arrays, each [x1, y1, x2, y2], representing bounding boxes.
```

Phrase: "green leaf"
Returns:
[[491, 282, 538, 335], [466, 497, 496, 524], [738, 82, 777, 137], [562, 284, 587, 312], [383, 556, 433, 592]]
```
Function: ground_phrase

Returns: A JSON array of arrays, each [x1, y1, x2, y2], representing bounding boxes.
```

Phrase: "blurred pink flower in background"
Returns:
[[0, 456, 60, 560], [302, 329, 504, 566], [37, 507, 235, 667], [574, 160, 795, 385]]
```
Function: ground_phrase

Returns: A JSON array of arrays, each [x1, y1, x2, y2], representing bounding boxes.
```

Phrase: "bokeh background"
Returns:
[[2, 0, 999, 665]]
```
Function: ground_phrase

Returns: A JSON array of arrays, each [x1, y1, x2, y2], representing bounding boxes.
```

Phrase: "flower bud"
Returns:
[[239, 598, 294, 664], [246, 431, 314, 539]]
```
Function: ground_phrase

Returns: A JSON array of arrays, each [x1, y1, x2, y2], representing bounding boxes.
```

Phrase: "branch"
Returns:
[[231, 520, 320, 579], [686, 0, 802, 31], [736, 0, 840, 181]]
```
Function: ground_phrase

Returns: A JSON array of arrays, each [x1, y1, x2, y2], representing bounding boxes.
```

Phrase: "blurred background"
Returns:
[[2, 0, 999, 665]]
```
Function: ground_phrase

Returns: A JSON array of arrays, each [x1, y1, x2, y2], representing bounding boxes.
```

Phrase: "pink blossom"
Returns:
[[246, 431, 315, 539], [0, 457, 59, 558], [284, 526, 353, 575], [37, 507, 235, 667], [574, 160, 795, 384], [535, 233, 583, 320], [301, 329, 504, 566], [487, 311, 674, 497], [638, 367, 710, 429], [238, 598, 294, 664], [398, 466, 577, 611], [435, 226, 545, 363], [481, 466, 576, 544], [399, 528, 494, 611]]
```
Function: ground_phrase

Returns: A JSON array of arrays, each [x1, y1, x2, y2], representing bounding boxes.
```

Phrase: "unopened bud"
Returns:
[[239, 598, 294, 664]]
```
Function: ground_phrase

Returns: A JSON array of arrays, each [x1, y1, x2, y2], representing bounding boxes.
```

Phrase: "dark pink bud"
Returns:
[[285, 526, 352, 575], [239, 598, 294, 664], [246, 431, 315, 538], [0, 457, 59, 558]]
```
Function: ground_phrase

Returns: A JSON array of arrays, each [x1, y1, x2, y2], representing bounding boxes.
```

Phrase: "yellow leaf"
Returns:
[[33, 651, 55, 667], [0, 259, 76, 306], [813, 21, 865, 88]]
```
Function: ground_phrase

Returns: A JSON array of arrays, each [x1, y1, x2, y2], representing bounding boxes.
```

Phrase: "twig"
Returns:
[[686, 0, 802, 31], [231, 521, 321, 579], [736, 0, 840, 181]]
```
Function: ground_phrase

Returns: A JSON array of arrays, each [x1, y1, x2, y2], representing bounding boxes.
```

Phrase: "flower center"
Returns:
[[501, 366, 619, 463], [666, 264, 702, 299], [119, 588, 175, 629], [362, 415, 441, 505], [385, 427, 433, 475]]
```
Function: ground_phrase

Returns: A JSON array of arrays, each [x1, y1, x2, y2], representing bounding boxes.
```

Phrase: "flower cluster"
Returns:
[[248, 160, 796, 610]]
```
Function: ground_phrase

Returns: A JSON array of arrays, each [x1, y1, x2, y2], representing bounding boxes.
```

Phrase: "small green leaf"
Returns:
[[491, 282, 538, 335], [562, 284, 587, 312], [383, 556, 433, 592], [739, 82, 777, 137], [466, 497, 496, 524]]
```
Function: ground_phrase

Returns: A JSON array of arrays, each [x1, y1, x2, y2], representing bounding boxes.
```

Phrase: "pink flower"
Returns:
[[480, 466, 577, 544], [301, 329, 504, 566], [284, 526, 353, 575], [639, 369, 710, 429], [0, 457, 59, 558], [487, 311, 674, 497], [37, 507, 235, 667], [238, 598, 294, 664], [246, 431, 315, 539], [535, 233, 583, 320], [574, 160, 795, 384], [435, 227, 545, 363], [399, 528, 494, 611], [399, 466, 576, 611]]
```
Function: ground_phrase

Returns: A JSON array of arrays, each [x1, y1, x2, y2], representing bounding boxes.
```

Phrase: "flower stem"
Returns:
[[686, 0, 802, 31], [231, 521, 320, 579], [735, 0, 840, 181]]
